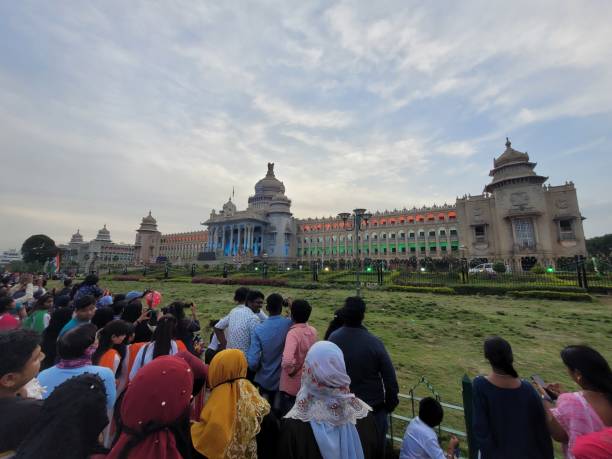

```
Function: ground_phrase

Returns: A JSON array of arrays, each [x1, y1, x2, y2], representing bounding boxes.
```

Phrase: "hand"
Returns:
[[136, 309, 150, 323], [191, 303, 197, 315], [448, 435, 459, 449], [545, 383, 564, 397]]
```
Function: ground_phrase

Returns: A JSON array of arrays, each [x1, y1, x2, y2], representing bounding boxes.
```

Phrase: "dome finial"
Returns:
[[267, 162, 275, 177], [148, 210, 152, 216], [505, 137, 511, 149]]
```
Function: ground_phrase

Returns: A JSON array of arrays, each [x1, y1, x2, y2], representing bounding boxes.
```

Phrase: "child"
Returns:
[[58, 295, 96, 337], [400, 397, 459, 459], [280, 299, 317, 416], [22, 294, 53, 333]]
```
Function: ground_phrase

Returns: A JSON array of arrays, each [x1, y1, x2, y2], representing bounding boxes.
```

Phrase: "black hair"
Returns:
[[83, 274, 98, 286], [120, 301, 142, 323], [15, 373, 108, 459], [40, 308, 74, 370], [246, 290, 264, 303], [31, 293, 53, 313], [69, 283, 80, 300], [57, 324, 97, 360], [0, 296, 14, 314], [341, 296, 366, 327], [74, 295, 95, 310], [266, 293, 284, 315], [113, 293, 126, 303], [484, 336, 518, 378], [63, 278, 72, 288], [54, 295, 71, 308], [561, 345, 612, 403], [234, 287, 250, 303], [419, 397, 444, 428], [324, 308, 344, 340], [209, 319, 220, 328], [152, 315, 177, 359], [0, 329, 41, 378], [92, 320, 132, 378], [291, 299, 312, 324], [112, 299, 127, 318], [164, 301, 191, 339], [91, 307, 114, 330]]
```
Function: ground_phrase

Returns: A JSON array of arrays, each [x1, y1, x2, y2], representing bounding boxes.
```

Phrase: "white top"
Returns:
[[129, 340, 179, 381], [215, 305, 262, 354], [400, 417, 446, 459]]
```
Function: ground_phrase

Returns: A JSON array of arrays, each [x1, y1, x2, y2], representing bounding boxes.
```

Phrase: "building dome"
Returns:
[[70, 229, 84, 244], [95, 224, 112, 242], [254, 163, 285, 195], [142, 210, 156, 225], [222, 197, 237, 215], [494, 138, 530, 168]]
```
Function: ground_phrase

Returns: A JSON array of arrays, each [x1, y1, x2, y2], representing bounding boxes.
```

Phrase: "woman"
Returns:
[[323, 308, 344, 340], [165, 301, 201, 354], [120, 301, 153, 343], [472, 336, 553, 459], [73, 274, 103, 302], [40, 307, 74, 370], [278, 341, 376, 459], [540, 345, 612, 458], [14, 373, 109, 459], [191, 349, 270, 459], [129, 315, 180, 380], [22, 293, 53, 333], [107, 356, 194, 459], [572, 427, 612, 459], [92, 307, 115, 330], [92, 320, 132, 391]]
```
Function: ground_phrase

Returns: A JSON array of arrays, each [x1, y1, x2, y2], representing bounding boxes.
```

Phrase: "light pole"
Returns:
[[338, 208, 372, 297]]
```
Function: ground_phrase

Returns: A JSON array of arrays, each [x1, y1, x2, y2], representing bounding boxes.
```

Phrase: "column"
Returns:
[[229, 226, 234, 256], [248, 225, 253, 254]]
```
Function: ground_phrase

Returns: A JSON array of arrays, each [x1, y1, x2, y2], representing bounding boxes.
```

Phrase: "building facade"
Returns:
[[134, 211, 162, 265], [63, 226, 135, 272], [201, 140, 586, 270], [159, 231, 208, 264]]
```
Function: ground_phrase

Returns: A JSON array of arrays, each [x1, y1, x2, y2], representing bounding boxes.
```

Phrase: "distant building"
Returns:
[[63, 226, 134, 272], [0, 249, 22, 267], [159, 231, 208, 264], [134, 211, 162, 265], [199, 140, 586, 271]]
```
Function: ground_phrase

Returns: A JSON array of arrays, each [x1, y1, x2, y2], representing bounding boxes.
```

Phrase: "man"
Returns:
[[214, 290, 265, 355], [247, 293, 292, 405], [400, 397, 459, 459], [58, 295, 96, 337], [0, 329, 44, 455], [57, 278, 73, 297], [329, 296, 399, 459]]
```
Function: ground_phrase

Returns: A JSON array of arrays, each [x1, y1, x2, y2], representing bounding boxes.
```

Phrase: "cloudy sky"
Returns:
[[1, 1, 611, 249]]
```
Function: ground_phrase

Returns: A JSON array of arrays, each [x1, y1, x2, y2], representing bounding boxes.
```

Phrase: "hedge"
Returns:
[[384, 285, 455, 295], [191, 277, 287, 287], [112, 275, 144, 282], [508, 290, 593, 302], [451, 285, 587, 296]]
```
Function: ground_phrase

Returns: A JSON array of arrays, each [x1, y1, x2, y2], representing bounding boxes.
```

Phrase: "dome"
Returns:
[[494, 138, 529, 168], [222, 197, 237, 214], [95, 224, 112, 242], [70, 229, 84, 244], [254, 163, 285, 196], [142, 210, 157, 225]]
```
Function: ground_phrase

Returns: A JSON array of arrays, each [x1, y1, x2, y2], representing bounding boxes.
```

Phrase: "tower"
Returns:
[[134, 211, 162, 264]]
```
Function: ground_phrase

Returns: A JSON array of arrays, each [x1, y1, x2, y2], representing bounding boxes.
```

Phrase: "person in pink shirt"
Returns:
[[280, 299, 317, 416], [0, 297, 21, 331], [572, 428, 612, 459]]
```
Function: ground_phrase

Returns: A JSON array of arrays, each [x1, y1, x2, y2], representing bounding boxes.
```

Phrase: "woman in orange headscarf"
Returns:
[[191, 349, 270, 459]]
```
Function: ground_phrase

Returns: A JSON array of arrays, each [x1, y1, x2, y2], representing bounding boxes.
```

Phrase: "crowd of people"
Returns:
[[0, 271, 611, 459]]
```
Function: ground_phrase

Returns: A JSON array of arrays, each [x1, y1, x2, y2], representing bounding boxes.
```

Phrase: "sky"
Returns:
[[0, 1, 611, 249]]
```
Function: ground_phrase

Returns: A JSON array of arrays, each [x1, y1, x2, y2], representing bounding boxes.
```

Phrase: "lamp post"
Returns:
[[338, 208, 372, 297]]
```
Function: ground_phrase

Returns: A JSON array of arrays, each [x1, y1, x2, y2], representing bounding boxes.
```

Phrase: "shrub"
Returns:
[[191, 277, 287, 287], [112, 275, 143, 281], [509, 290, 593, 302], [530, 264, 546, 274], [492, 262, 507, 274], [385, 285, 455, 295]]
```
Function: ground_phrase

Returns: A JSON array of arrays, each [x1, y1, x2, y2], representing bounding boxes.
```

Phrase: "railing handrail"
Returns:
[[398, 392, 464, 411]]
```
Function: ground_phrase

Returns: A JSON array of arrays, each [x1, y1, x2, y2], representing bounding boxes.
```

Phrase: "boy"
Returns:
[[58, 295, 96, 337]]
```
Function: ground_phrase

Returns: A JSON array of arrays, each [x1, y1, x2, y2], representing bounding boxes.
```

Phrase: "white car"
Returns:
[[469, 263, 495, 274]]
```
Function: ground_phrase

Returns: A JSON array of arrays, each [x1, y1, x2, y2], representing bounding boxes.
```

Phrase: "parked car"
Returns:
[[469, 263, 495, 274]]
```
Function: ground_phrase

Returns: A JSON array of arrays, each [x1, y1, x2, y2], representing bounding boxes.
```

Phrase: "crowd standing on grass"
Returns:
[[0, 270, 611, 459]]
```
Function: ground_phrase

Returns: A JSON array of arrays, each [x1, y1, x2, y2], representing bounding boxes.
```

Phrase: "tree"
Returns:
[[586, 234, 612, 257], [21, 234, 59, 264], [492, 261, 507, 274]]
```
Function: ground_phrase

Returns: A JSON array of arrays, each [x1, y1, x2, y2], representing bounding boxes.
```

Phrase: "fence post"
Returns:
[[580, 255, 588, 289], [575, 255, 583, 288], [461, 374, 477, 459]]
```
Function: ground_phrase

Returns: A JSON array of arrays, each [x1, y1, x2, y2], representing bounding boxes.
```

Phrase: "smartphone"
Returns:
[[531, 374, 558, 401]]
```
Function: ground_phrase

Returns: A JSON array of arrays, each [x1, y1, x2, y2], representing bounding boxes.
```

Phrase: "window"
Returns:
[[419, 231, 425, 237], [391, 233, 396, 239], [559, 219, 575, 240], [410, 247, 416, 253], [439, 230, 446, 236], [391, 247, 396, 253], [450, 229, 458, 236], [409, 232, 415, 238], [382, 234, 387, 239], [514, 218, 535, 249], [401, 247, 406, 253], [428, 230, 436, 237], [441, 246, 447, 252], [430, 246, 437, 252], [474, 225, 486, 242], [420, 246, 426, 252]]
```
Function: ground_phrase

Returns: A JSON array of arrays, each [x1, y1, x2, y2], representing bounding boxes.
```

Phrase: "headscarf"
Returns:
[[15, 373, 108, 459], [175, 351, 208, 395], [191, 349, 270, 459], [107, 356, 194, 459], [285, 341, 371, 459], [57, 343, 97, 369]]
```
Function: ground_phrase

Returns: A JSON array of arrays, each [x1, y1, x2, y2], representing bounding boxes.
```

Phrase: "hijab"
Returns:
[[107, 356, 194, 459], [285, 341, 371, 459], [15, 373, 108, 459], [191, 349, 270, 459]]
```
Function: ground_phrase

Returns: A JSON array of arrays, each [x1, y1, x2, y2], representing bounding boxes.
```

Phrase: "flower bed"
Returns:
[[191, 277, 287, 287]]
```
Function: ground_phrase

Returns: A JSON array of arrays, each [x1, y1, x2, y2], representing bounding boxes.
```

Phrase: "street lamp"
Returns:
[[338, 208, 372, 297]]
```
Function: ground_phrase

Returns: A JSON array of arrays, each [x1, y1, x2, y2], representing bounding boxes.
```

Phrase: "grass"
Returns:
[[55, 280, 612, 456]]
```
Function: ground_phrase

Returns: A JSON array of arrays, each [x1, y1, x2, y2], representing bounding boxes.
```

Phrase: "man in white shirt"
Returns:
[[214, 289, 265, 356], [400, 397, 459, 459]]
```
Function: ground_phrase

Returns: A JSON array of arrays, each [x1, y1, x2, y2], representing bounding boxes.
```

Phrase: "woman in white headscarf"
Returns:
[[278, 340, 378, 459]]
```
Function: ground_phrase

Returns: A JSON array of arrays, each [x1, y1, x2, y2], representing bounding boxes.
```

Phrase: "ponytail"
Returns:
[[484, 336, 518, 378]]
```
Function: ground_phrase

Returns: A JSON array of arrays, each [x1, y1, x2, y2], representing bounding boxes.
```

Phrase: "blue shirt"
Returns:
[[58, 318, 90, 337], [246, 315, 292, 391], [38, 365, 117, 411]]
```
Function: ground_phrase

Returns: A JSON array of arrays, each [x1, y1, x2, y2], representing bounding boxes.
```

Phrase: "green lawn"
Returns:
[[57, 280, 612, 455]]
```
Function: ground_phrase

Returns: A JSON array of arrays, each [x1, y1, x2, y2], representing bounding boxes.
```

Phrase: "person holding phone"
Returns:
[[535, 345, 612, 459], [472, 336, 553, 459]]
